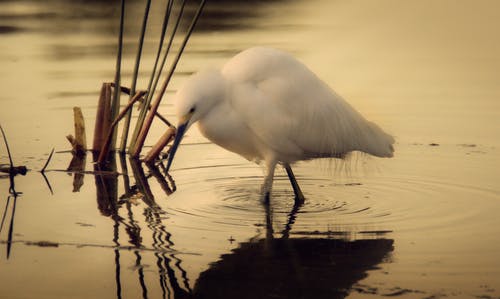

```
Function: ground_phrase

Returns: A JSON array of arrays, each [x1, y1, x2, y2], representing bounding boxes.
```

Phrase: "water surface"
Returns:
[[1, 0, 500, 298]]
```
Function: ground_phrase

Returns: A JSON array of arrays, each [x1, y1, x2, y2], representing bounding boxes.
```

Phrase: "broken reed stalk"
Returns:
[[131, 0, 206, 158], [0, 125, 14, 168], [143, 126, 176, 164], [109, 0, 126, 150], [93, 83, 113, 151], [97, 91, 147, 164], [119, 0, 152, 153], [66, 107, 87, 156], [129, 0, 178, 150]]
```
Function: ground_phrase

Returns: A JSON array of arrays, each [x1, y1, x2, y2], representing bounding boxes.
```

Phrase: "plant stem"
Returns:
[[119, 0, 152, 153], [131, 0, 206, 158], [129, 0, 176, 150], [110, 0, 126, 151], [98, 91, 147, 164], [0, 125, 14, 168], [41, 148, 55, 173]]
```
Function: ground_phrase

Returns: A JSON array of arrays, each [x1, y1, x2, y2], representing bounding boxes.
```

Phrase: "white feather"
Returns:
[[171, 47, 395, 199]]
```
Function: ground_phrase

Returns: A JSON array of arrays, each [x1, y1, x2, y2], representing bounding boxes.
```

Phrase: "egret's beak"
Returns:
[[165, 114, 192, 173]]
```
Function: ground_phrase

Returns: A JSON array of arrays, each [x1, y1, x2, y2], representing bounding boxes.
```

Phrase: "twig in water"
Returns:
[[40, 172, 54, 195], [143, 126, 176, 164], [0, 125, 14, 168], [41, 148, 55, 173], [0, 197, 11, 235], [66, 107, 87, 156]]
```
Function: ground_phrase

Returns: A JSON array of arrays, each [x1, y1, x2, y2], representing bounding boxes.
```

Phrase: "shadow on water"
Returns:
[[1, 152, 394, 298], [194, 199, 393, 299], [194, 238, 393, 299]]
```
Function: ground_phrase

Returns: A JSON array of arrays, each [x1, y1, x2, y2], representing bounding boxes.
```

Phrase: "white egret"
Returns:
[[166, 47, 394, 202]]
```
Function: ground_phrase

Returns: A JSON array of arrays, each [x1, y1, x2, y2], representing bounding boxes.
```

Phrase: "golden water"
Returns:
[[1, 0, 499, 298]]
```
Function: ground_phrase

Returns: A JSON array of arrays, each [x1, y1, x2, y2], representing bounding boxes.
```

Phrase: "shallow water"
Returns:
[[1, 0, 500, 298]]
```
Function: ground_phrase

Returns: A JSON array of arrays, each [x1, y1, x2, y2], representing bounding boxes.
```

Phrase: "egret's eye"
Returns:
[[189, 106, 196, 113]]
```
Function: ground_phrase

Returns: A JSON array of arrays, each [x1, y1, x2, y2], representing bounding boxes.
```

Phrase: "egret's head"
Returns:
[[166, 69, 225, 172]]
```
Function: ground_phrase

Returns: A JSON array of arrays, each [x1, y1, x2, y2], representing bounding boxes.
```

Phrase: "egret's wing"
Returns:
[[223, 47, 394, 159]]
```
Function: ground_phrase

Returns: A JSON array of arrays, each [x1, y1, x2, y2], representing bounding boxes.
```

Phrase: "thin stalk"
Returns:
[[0, 197, 10, 234], [0, 125, 14, 168], [119, 0, 152, 153], [110, 0, 126, 151], [129, 0, 176, 150], [7, 195, 17, 259], [131, 0, 206, 158], [41, 171, 54, 195], [41, 148, 55, 173]]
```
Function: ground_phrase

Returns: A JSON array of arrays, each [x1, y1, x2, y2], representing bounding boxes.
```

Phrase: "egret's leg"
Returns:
[[261, 160, 277, 204], [284, 163, 305, 203]]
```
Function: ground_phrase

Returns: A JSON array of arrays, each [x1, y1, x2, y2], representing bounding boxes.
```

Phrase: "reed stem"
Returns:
[[129, 0, 176, 150], [119, 0, 152, 153], [131, 0, 206, 158], [98, 91, 147, 164], [0, 125, 14, 168], [41, 148, 55, 173], [110, 0, 126, 151]]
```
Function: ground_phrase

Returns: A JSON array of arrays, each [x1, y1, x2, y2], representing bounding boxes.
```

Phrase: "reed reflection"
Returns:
[[0, 171, 22, 259], [92, 153, 189, 299]]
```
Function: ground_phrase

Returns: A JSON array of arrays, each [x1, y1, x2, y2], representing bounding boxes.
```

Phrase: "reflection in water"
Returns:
[[0, 173, 22, 259], [67, 154, 86, 192], [194, 238, 393, 299], [192, 201, 393, 299], [62, 154, 392, 298], [91, 153, 191, 298], [12, 153, 392, 299]]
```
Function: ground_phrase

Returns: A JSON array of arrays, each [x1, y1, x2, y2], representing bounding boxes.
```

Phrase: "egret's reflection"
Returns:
[[192, 197, 393, 299], [194, 237, 393, 299]]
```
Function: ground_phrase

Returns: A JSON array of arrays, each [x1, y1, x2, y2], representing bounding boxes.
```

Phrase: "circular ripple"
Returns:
[[158, 162, 500, 239]]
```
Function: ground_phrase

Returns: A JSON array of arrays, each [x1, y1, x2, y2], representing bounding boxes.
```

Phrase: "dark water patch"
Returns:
[[0, 25, 24, 34], [194, 238, 394, 299], [459, 143, 477, 148], [75, 222, 95, 227], [25, 240, 59, 248]]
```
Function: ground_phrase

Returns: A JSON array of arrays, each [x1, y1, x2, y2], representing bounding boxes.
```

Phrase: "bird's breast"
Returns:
[[197, 104, 265, 162]]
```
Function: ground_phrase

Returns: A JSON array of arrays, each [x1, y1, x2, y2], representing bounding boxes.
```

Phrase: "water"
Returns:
[[1, 0, 500, 298]]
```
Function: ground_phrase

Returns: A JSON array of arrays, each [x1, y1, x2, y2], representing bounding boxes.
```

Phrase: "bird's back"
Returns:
[[221, 47, 394, 162]]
